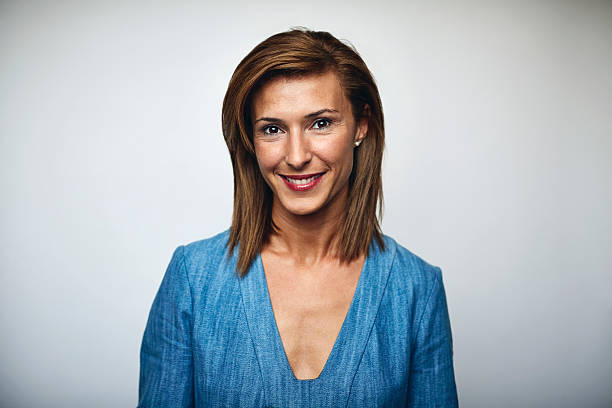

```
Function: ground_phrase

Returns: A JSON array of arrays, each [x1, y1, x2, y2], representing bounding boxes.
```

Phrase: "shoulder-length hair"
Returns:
[[222, 28, 385, 276]]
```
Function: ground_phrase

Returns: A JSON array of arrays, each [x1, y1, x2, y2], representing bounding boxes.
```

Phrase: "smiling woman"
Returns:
[[138, 28, 458, 407], [251, 71, 366, 217]]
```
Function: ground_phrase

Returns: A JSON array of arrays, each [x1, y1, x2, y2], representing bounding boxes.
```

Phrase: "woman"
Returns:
[[139, 29, 458, 407]]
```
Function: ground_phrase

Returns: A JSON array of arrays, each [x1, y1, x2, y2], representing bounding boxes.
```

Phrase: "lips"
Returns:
[[280, 172, 325, 191]]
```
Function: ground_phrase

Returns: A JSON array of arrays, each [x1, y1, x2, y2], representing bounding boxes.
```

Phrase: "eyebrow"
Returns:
[[253, 108, 340, 124]]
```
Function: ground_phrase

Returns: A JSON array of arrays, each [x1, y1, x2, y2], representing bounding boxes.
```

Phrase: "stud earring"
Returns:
[[354, 140, 362, 147]]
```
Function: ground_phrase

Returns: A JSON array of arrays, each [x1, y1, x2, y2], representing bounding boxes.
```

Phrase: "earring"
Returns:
[[354, 140, 362, 147]]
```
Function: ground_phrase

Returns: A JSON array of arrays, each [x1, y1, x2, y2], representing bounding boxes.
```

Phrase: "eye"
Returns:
[[263, 125, 282, 135], [312, 118, 331, 130]]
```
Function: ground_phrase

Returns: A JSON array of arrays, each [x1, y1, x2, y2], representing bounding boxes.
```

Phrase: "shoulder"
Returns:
[[180, 229, 231, 267], [163, 230, 234, 287], [170, 229, 238, 293], [379, 235, 443, 298]]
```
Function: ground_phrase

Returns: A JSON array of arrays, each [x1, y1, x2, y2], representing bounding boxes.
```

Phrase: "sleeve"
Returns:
[[407, 268, 458, 407], [138, 246, 194, 408]]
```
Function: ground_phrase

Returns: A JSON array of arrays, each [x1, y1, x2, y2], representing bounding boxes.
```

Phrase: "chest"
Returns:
[[188, 243, 413, 406], [262, 257, 363, 380]]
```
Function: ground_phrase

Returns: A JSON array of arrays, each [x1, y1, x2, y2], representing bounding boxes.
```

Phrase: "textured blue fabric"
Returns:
[[139, 230, 458, 407]]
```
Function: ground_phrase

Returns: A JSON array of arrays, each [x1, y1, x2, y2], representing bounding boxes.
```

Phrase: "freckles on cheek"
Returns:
[[324, 138, 354, 163], [254, 144, 279, 171]]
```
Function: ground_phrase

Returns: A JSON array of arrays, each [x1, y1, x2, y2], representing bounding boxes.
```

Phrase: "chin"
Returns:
[[278, 198, 324, 217], [285, 205, 320, 217]]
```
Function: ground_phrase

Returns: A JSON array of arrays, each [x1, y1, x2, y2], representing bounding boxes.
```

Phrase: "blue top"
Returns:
[[138, 230, 458, 407]]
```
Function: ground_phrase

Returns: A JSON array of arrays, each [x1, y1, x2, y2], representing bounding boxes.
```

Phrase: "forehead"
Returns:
[[251, 71, 350, 118]]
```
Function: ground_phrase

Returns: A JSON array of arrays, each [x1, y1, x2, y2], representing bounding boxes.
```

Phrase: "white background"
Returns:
[[1, 1, 611, 407]]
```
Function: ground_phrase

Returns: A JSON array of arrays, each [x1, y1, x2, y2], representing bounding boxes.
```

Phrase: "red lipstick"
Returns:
[[280, 172, 325, 191]]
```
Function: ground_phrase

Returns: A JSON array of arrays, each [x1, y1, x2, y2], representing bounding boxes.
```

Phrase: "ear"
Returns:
[[354, 104, 370, 145]]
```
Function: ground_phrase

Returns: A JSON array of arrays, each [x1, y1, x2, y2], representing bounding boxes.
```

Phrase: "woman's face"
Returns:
[[251, 71, 367, 217]]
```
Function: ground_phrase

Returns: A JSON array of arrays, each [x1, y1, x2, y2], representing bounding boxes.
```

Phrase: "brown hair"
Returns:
[[222, 28, 385, 276]]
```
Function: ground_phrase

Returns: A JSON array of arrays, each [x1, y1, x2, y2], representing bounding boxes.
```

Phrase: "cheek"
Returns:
[[316, 138, 354, 171], [254, 143, 282, 173]]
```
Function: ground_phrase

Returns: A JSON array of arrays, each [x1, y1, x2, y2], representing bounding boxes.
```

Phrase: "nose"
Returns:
[[285, 131, 312, 169]]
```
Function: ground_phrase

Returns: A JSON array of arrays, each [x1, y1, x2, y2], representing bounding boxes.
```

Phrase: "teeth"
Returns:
[[284, 174, 320, 185]]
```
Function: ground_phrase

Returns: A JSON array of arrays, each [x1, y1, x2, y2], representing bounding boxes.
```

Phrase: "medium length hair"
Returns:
[[222, 28, 385, 276]]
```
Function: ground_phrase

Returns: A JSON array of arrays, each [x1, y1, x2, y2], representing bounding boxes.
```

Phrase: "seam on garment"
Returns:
[[411, 266, 441, 346], [178, 246, 194, 328], [179, 245, 196, 405], [344, 241, 397, 408]]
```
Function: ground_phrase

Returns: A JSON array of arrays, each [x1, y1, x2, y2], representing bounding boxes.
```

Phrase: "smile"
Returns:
[[280, 172, 325, 191]]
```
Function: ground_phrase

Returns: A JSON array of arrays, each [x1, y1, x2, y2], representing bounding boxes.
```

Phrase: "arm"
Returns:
[[138, 246, 194, 408], [407, 268, 458, 407]]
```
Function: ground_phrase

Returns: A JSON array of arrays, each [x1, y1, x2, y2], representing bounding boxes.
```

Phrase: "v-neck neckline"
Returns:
[[238, 237, 396, 404], [257, 252, 368, 382]]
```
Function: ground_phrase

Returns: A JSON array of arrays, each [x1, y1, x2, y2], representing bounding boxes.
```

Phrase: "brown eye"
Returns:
[[313, 119, 331, 129], [263, 125, 281, 135]]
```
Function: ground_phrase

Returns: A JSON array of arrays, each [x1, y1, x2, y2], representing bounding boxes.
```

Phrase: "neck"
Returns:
[[266, 187, 348, 266]]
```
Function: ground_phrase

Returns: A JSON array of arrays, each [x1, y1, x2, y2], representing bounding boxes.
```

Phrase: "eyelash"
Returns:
[[261, 118, 333, 135], [312, 118, 332, 130], [262, 125, 282, 135]]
